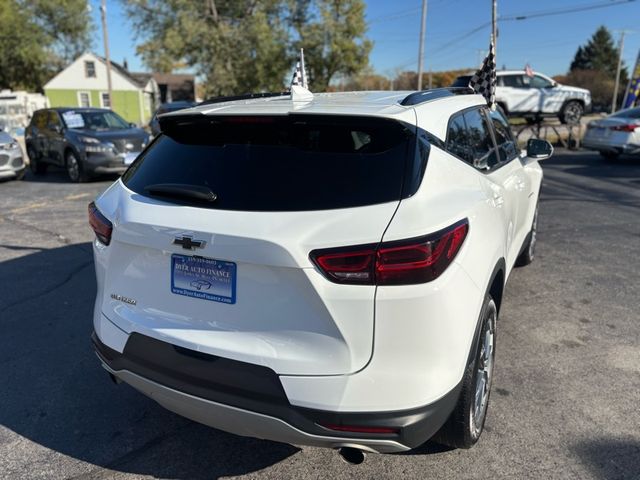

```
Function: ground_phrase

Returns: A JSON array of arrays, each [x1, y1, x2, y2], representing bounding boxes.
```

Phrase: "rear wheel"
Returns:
[[66, 150, 88, 183], [435, 295, 497, 449], [559, 101, 583, 125], [515, 203, 538, 267], [28, 147, 48, 174]]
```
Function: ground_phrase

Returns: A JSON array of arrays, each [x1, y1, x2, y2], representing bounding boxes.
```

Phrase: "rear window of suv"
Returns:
[[122, 115, 416, 211]]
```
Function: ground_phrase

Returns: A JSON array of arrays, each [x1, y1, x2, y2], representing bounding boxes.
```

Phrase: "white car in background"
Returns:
[[453, 70, 591, 125], [582, 106, 640, 160], [0, 127, 26, 181], [89, 89, 551, 463]]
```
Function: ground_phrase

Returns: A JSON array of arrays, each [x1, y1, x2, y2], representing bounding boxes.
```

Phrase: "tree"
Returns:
[[570, 26, 627, 80], [290, 0, 372, 91], [0, 0, 92, 91], [124, 0, 373, 95], [568, 26, 628, 109], [125, 0, 292, 97]]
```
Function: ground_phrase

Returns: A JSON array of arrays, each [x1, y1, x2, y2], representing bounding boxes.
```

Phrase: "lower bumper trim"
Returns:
[[93, 330, 460, 451]]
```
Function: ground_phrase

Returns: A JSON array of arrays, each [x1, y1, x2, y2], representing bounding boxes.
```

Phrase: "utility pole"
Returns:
[[417, 0, 428, 90], [612, 30, 637, 113], [100, 0, 113, 107]]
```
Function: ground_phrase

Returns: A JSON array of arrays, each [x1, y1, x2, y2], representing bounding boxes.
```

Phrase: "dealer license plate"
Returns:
[[171, 254, 236, 304]]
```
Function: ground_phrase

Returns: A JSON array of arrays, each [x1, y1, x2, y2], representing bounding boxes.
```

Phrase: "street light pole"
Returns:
[[417, 0, 427, 90], [100, 0, 113, 107], [612, 31, 631, 113]]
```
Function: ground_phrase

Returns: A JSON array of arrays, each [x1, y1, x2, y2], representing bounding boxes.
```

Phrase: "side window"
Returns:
[[446, 114, 473, 164], [463, 108, 498, 170], [489, 109, 518, 163], [530, 75, 552, 89], [33, 111, 47, 129], [501, 75, 524, 88], [48, 111, 62, 129]]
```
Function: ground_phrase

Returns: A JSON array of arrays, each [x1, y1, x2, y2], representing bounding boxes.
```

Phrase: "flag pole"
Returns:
[[492, 0, 497, 60], [417, 0, 428, 90]]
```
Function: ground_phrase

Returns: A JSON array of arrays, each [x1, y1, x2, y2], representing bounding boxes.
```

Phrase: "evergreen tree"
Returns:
[[570, 26, 627, 79]]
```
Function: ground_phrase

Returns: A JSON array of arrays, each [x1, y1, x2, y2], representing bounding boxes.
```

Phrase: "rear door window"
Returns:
[[462, 108, 498, 170], [501, 75, 525, 88], [123, 115, 414, 211], [489, 109, 518, 163], [446, 114, 473, 164]]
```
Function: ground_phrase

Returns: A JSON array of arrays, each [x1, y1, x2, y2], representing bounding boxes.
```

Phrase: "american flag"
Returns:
[[469, 38, 496, 110], [290, 48, 308, 89], [525, 64, 534, 77]]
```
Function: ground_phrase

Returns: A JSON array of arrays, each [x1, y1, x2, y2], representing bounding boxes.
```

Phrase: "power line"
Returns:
[[500, 0, 637, 21]]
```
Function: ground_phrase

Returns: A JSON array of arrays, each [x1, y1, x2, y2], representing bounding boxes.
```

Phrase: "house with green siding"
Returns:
[[44, 53, 158, 126]]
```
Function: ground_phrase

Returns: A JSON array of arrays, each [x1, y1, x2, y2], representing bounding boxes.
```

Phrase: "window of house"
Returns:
[[101, 92, 111, 108], [85, 61, 96, 78], [78, 91, 91, 107]]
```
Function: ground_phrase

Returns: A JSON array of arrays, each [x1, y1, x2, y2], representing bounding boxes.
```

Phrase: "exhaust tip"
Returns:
[[338, 447, 366, 465]]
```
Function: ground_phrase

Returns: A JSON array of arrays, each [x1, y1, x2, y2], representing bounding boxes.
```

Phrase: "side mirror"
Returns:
[[526, 139, 553, 161], [51, 124, 63, 134], [129, 122, 137, 128]]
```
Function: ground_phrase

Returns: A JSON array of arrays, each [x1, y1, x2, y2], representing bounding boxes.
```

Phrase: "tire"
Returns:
[[600, 151, 619, 162], [15, 169, 26, 181], [559, 101, 583, 125], [434, 295, 497, 449], [515, 203, 538, 267], [65, 150, 88, 183], [27, 147, 47, 174]]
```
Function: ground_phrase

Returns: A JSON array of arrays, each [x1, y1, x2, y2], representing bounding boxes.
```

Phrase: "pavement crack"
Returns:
[[0, 214, 71, 246]]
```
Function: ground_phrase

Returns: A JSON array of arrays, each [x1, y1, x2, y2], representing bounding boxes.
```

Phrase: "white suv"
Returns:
[[453, 70, 591, 125], [90, 89, 550, 460]]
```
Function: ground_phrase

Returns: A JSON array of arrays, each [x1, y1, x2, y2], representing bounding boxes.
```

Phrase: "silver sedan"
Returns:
[[0, 129, 26, 180], [583, 107, 640, 160]]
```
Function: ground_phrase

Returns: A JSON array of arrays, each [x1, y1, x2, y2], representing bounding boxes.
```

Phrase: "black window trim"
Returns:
[[444, 105, 521, 174]]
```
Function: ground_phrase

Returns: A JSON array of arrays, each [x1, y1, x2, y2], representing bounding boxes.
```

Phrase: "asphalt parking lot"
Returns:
[[0, 150, 639, 480]]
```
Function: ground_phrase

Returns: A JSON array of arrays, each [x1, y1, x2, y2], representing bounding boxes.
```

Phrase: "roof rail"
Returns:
[[199, 92, 289, 106], [399, 87, 474, 106]]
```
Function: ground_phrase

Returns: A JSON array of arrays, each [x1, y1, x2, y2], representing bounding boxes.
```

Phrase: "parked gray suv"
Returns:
[[25, 108, 150, 182]]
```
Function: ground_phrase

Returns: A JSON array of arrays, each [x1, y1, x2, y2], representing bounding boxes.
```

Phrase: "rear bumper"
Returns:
[[582, 140, 640, 155], [92, 330, 460, 453]]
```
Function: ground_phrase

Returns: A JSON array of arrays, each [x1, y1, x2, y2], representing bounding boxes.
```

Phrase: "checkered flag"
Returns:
[[290, 48, 308, 89], [469, 38, 496, 110]]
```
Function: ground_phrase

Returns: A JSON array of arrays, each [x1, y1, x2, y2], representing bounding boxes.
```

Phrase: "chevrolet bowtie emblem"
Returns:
[[173, 236, 205, 250]]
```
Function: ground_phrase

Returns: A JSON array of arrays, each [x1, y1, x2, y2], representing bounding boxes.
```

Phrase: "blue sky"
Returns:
[[91, 0, 640, 78]]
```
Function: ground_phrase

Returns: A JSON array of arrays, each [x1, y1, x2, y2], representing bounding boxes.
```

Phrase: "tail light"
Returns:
[[610, 124, 639, 132], [310, 219, 468, 285], [88, 202, 113, 245]]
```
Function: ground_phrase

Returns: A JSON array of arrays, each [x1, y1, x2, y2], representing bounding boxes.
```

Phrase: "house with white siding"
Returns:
[[44, 53, 159, 126]]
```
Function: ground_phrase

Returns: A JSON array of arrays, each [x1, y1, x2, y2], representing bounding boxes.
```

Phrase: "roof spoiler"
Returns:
[[198, 92, 289, 107], [400, 87, 474, 106]]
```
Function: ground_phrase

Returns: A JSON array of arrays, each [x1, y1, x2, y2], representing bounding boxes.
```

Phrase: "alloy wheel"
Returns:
[[470, 305, 496, 438]]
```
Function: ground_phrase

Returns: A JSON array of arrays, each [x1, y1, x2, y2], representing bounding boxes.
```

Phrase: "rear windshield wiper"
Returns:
[[144, 183, 218, 203]]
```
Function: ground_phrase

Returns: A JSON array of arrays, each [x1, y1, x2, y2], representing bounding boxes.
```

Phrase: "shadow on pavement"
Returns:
[[571, 438, 640, 480], [21, 168, 121, 184], [547, 150, 640, 179], [0, 243, 297, 479]]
